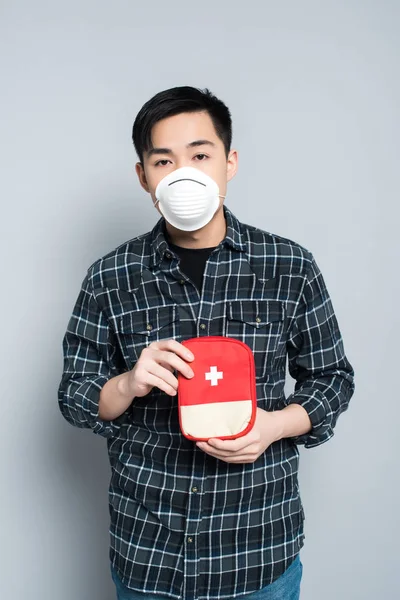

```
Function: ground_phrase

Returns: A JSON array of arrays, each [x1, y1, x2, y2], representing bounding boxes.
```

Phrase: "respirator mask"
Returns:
[[154, 167, 225, 232]]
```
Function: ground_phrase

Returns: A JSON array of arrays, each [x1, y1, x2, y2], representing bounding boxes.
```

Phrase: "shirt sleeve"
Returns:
[[283, 254, 355, 448], [58, 269, 125, 438]]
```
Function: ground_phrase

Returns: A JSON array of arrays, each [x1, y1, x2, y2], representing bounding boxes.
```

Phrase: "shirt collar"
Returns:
[[149, 205, 247, 268]]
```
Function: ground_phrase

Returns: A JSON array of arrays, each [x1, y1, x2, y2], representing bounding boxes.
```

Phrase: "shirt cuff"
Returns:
[[75, 375, 120, 438], [284, 388, 334, 448]]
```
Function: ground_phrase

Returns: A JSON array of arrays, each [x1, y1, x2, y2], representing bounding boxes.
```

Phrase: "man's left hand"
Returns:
[[196, 407, 283, 464]]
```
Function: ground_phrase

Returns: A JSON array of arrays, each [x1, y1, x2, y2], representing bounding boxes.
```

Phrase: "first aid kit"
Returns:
[[178, 336, 257, 441]]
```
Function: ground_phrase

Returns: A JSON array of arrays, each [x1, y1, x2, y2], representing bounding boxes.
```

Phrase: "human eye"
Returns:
[[154, 159, 171, 167], [193, 153, 209, 161]]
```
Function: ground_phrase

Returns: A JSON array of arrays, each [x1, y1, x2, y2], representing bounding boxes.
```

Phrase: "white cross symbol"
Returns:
[[205, 366, 223, 386]]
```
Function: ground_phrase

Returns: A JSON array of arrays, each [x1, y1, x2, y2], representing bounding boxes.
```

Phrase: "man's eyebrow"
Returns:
[[146, 140, 216, 158], [187, 139, 216, 149], [146, 147, 172, 158]]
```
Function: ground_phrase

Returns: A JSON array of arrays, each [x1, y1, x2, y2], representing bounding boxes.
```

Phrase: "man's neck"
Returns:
[[164, 206, 226, 249]]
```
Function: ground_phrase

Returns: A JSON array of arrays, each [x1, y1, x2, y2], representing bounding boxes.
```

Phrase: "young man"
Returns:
[[58, 86, 355, 600]]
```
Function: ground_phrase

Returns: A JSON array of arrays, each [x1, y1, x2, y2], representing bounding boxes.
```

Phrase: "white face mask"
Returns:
[[154, 167, 226, 232]]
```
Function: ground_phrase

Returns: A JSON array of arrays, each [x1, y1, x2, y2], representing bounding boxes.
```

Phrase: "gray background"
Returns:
[[1, 1, 399, 599]]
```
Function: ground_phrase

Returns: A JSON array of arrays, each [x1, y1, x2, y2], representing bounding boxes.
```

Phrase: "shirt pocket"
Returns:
[[225, 299, 285, 380], [116, 304, 180, 369]]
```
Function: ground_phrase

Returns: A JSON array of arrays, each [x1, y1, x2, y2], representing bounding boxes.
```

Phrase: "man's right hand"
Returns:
[[98, 339, 194, 421], [127, 339, 195, 398]]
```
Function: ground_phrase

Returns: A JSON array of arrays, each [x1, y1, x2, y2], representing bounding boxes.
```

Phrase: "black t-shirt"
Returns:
[[168, 241, 217, 293]]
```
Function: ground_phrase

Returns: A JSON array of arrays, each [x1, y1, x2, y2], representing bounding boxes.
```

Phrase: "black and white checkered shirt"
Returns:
[[58, 206, 354, 600]]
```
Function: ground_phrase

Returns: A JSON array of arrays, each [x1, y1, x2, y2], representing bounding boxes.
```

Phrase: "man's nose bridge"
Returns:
[[175, 158, 191, 170]]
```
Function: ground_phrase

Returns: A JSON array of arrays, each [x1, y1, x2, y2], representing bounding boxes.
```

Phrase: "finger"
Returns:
[[197, 441, 260, 458], [197, 444, 259, 463], [206, 435, 255, 453], [146, 362, 179, 391], [151, 339, 194, 363], [139, 370, 177, 396], [152, 348, 195, 379]]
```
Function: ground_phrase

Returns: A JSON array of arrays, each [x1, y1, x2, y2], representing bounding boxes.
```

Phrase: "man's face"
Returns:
[[136, 110, 237, 217]]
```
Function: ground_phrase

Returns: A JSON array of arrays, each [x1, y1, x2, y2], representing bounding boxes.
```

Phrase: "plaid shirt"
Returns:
[[58, 206, 354, 600]]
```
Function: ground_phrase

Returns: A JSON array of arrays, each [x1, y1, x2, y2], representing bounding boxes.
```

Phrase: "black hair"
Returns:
[[132, 86, 232, 164]]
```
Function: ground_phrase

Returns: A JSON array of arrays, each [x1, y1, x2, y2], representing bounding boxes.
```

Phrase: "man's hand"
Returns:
[[196, 408, 283, 464], [98, 339, 194, 420], [196, 404, 312, 463], [126, 339, 194, 398]]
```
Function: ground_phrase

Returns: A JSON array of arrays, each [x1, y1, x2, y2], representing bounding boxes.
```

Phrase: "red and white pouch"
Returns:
[[177, 336, 257, 441]]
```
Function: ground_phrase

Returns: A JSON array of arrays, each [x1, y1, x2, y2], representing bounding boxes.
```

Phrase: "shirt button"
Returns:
[[187, 536, 194, 544], [200, 323, 206, 330], [255, 316, 261, 323], [191, 486, 198, 493], [165, 252, 172, 259], [179, 279, 185, 285], [146, 323, 153, 331]]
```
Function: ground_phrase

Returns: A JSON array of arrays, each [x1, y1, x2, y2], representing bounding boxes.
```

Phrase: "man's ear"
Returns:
[[226, 149, 238, 182], [135, 162, 150, 193]]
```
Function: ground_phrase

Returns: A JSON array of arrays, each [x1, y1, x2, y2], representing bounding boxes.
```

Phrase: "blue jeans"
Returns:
[[112, 555, 302, 600]]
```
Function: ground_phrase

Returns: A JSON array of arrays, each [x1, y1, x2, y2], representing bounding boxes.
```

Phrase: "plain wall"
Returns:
[[1, 1, 399, 598]]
